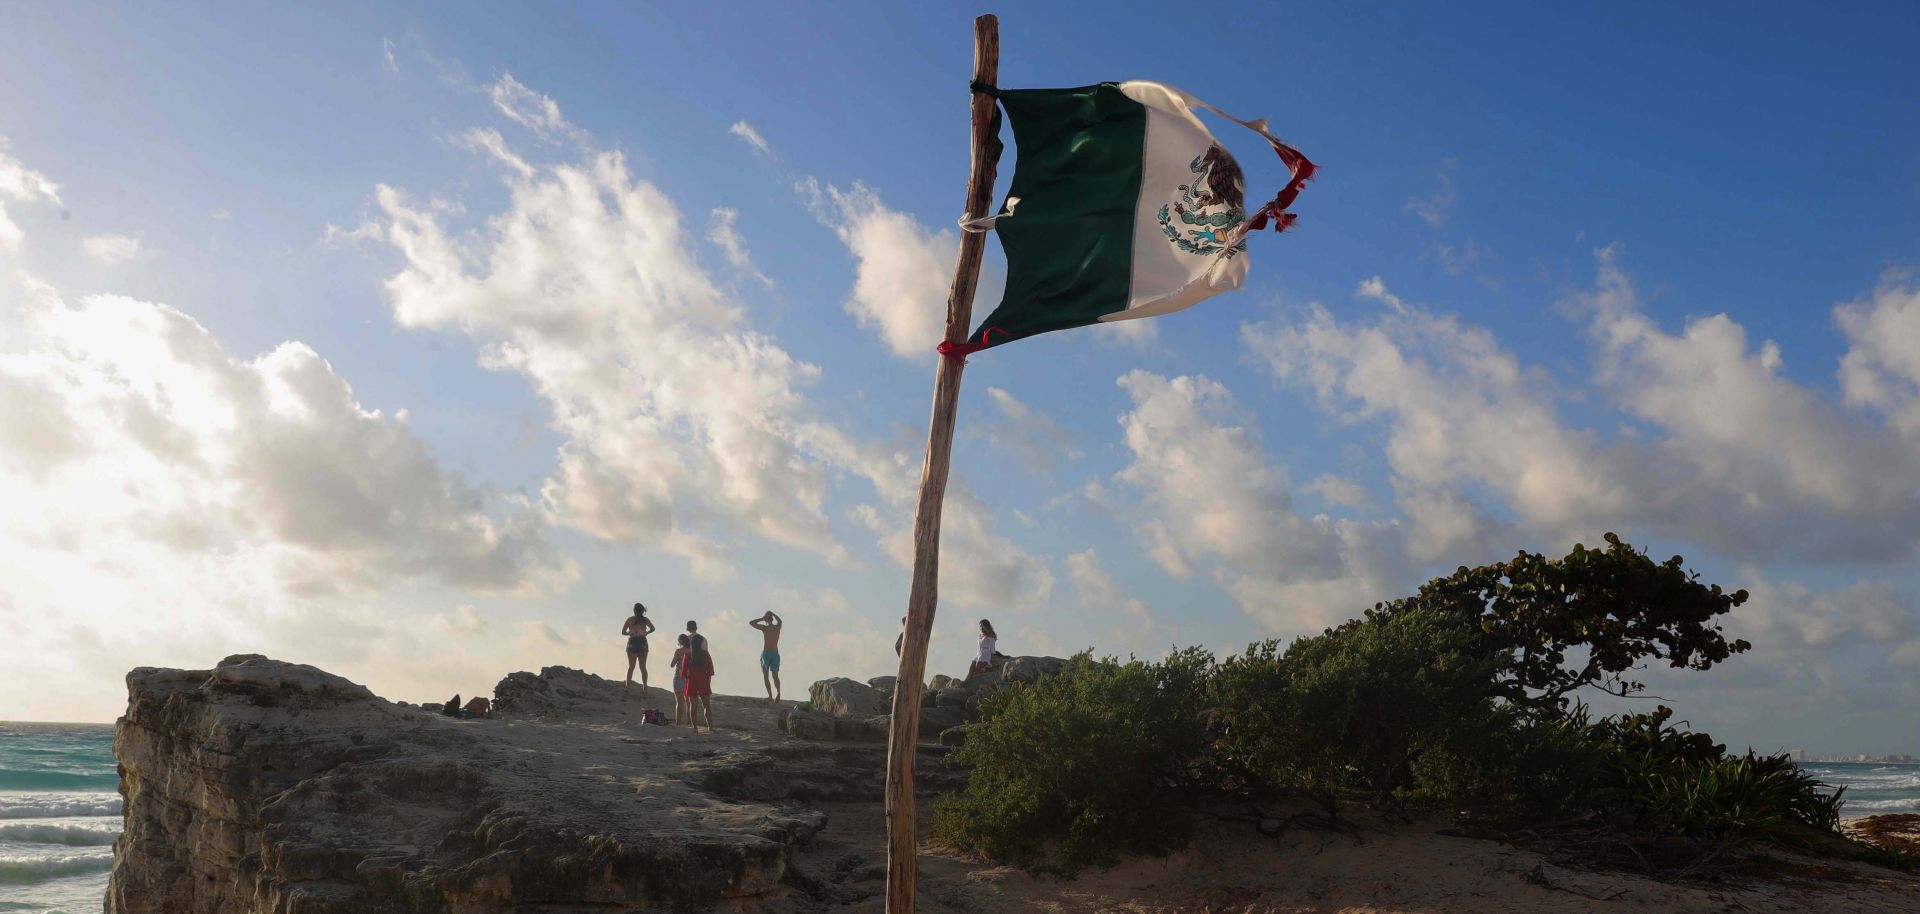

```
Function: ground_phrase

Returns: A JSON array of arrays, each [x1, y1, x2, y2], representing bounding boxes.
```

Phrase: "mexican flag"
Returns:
[[956, 81, 1314, 354]]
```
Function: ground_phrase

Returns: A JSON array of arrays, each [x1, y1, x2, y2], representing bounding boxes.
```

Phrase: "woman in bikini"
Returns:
[[622, 603, 656, 691]]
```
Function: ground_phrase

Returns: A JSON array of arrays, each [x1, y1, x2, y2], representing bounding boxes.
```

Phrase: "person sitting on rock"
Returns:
[[622, 603, 656, 692], [894, 616, 906, 657], [968, 619, 997, 677], [682, 633, 716, 733], [749, 611, 783, 705], [669, 634, 691, 725]]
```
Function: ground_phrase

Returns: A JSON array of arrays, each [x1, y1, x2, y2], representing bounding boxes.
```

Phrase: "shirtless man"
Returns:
[[749, 611, 783, 704]]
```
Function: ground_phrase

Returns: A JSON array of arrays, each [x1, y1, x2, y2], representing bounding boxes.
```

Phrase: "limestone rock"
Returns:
[[832, 714, 892, 743], [809, 677, 890, 718], [999, 655, 1068, 686], [866, 675, 897, 696], [935, 687, 971, 709], [108, 655, 957, 914], [781, 708, 836, 741], [930, 674, 959, 691], [918, 706, 964, 737]]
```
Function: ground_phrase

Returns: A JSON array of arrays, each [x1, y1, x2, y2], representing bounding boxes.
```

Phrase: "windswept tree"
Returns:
[[1364, 532, 1750, 711]]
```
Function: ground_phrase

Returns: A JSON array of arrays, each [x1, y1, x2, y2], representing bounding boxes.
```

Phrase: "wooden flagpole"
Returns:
[[884, 13, 999, 914]]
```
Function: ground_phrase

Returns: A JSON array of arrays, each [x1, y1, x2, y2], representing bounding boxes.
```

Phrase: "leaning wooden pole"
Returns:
[[884, 13, 999, 914]]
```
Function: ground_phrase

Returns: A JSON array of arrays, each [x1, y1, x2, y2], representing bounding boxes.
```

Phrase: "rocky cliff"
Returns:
[[108, 655, 961, 913]]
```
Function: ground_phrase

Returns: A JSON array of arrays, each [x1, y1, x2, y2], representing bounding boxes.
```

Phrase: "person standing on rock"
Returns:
[[682, 632, 716, 732], [968, 619, 997, 677], [622, 603, 656, 692], [669, 634, 691, 725], [749, 611, 783, 705]]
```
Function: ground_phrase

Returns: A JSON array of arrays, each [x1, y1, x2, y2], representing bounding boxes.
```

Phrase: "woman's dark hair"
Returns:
[[979, 619, 997, 639], [677, 633, 690, 648], [632, 602, 647, 618]]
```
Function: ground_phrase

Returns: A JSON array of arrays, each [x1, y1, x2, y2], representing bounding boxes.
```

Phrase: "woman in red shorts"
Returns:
[[682, 633, 716, 732]]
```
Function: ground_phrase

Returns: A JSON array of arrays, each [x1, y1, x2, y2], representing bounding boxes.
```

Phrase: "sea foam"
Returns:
[[0, 793, 123, 820]]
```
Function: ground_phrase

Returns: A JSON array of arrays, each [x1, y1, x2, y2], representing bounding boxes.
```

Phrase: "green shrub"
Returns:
[[1606, 743, 1843, 841], [931, 536, 1861, 876], [1505, 705, 1843, 846], [931, 648, 1211, 873], [1207, 604, 1508, 804]]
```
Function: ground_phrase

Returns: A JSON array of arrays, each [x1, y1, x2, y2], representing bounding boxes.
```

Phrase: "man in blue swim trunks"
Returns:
[[749, 611, 783, 705]]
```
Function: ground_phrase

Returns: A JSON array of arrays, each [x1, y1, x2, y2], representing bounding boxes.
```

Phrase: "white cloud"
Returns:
[[0, 148, 588, 722], [374, 141, 849, 573], [0, 286, 573, 597], [1089, 316, 1159, 348], [454, 127, 533, 178], [1613, 573, 1920, 753], [706, 207, 772, 287], [0, 144, 62, 251], [729, 120, 771, 155], [1303, 474, 1371, 509], [382, 37, 400, 74], [1837, 274, 1920, 442], [0, 289, 582, 715], [487, 73, 588, 145], [1243, 253, 1920, 566], [803, 179, 953, 359], [1405, 165, 1456, 228], [1113, 370, 1406, 632], [81, 233, 143, 264], [985, 387, 1080, 471], [795, 417, 1052, 613]]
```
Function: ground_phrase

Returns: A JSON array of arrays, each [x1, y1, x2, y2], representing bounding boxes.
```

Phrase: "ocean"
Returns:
[[0, 723, 1915, 913], [0, 723, 120, 914], [1806, 761, 1920, 819]]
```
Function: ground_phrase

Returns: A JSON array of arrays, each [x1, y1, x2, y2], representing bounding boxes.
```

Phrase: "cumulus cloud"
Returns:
[[1089, 316, 1159, 348], [0, 147, 585, 721], [985, 387, 1080, 472], [374, 142, 846, 573], [0, 285, 572, 597], [707, 207, 772, 287], [1303, 474, 1371, 510], [729, 120, 771, 155], [488, 73, 588, 145], [374, 79, 1052, 609], [1244, 255, 1920, 565], [1837, 274, 1920, 442], [803, 179, 953, 358], [81, 233, 143, 264], [1113, 370, 1408, 632], [1618, 573, 1920, 754], [0, 144, 62, 250], [795, 418, 1052, 612]]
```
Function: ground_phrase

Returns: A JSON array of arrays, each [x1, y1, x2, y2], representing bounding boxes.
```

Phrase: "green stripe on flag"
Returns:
[[970, 83, 1145, 348]]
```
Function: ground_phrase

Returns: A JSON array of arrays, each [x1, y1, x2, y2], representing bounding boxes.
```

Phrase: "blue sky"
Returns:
[[3, 2, 1918, 755]]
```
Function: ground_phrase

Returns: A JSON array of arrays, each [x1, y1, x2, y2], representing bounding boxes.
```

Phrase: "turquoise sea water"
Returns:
[[1807, 761, 1920, 819], [0, 723, 119, 914], [0, 722, 1914, 913]]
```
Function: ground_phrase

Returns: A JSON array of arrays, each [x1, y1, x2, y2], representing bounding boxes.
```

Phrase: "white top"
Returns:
[[977, 635, 996, 664]]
